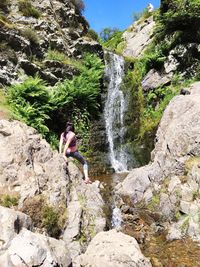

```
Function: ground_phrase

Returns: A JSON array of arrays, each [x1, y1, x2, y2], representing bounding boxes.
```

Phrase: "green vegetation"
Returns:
[[0, 14, 15, 29], [147, 195, 160, 211], [99, 27, 125, 54], [22, 196, 66, 238], [180, 216, 190, 232], [132, 8, 152, 23], [7, 76, 51, 135], [18, 0, 41, 18], [159, 0, 200, 39], [85, 29, 99, 41], [7, 53, 104, 150], [103, 31, 125, 54], [21, 27, 40, 44], [100, 27, 120, 42], [45, 49, 82, 69], [42, 206, 61, 238], [0, 90, 11, 119], [0, 194, 19, 208]]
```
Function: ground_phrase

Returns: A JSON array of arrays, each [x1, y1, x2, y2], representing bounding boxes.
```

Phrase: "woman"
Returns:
[[59, 122, 92, 184]]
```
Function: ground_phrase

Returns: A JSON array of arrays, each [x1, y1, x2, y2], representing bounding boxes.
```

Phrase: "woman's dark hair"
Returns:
[[63, 122, 74, 138]]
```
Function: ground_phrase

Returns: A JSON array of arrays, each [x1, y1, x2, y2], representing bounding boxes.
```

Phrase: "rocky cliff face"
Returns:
[[0, 119, 107, 264], [122, 16, 155, 59], [117, 81, 200, 243], [0, 0, 102, 87], [0, 119, 150, 266]]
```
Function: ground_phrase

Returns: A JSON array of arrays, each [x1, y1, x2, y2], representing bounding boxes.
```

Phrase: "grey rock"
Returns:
[[0, 206, 32, 249], [0, 119, 70, 207], [117, 83, 200, 241], [142, 69, 172, 92], [2, 228, 72, 267], [123, 16, 155, 58], [0, 0, 102, 87], [0, 207, 72, 266], [78, 229, 152, 267]]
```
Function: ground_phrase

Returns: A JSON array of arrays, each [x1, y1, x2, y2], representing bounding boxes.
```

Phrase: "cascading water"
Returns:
[[104, 52, 129, 173]]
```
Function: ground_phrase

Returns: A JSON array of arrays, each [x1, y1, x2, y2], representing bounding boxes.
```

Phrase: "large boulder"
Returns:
[[78, 229, 152, 267], [0, 119, 70, 207]]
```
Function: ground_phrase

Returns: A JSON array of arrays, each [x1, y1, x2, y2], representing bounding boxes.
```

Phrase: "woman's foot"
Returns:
[[84, 178, 92, 184]]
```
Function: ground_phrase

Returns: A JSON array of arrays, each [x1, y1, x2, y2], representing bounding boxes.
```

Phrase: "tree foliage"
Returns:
[[100, 27, 120, 42]]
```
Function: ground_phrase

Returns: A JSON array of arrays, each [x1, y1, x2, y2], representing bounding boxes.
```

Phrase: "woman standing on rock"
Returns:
[[59, 122, 92, 184]]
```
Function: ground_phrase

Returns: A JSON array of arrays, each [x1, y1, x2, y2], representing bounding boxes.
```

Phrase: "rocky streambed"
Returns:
[[96, 173, 200, 267]]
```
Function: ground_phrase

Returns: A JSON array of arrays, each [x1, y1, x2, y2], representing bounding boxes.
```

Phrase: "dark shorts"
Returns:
[[66, 151, 87, 165]]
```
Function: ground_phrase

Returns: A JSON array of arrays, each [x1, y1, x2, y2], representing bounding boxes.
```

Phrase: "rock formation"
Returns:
[[0, 206, 72, 266], [117, 81, 200, 242], [0, 0, 102, 87], [122, 16, 155, 59], [0, 119, 106, 264]]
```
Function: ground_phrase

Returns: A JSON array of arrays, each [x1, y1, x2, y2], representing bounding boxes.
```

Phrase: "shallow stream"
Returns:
[[95, 173, 200, 267]]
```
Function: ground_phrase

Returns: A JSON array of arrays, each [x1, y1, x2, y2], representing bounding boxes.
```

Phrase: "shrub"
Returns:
[[156, 0, 200, 43], [48, 53, 104, 151], [0, 14, 14, 29], [0, 194, 19, 207], [18, 0, 41, 18], [45, 49, 82, 70], [102, 30, 124, 53], [50, 53, 104, 117], [6, 52, 104, 150], [21, 196, 65, 238], [21, 27, 40, 44], [42, 206, 61, 238]]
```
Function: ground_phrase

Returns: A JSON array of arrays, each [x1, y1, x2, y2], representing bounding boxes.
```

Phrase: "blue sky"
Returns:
[[84, 0, 160, 33]]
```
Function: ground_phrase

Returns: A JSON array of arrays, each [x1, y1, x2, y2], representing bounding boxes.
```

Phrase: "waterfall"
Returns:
[[104, 52, 128, 173], [111, 207, 122, 230]]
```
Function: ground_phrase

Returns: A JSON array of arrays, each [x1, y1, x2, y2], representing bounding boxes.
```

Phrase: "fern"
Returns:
[[7, 76, 51, 135]]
